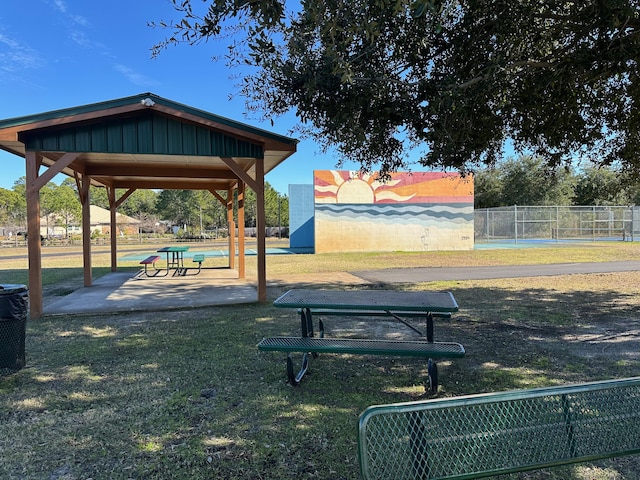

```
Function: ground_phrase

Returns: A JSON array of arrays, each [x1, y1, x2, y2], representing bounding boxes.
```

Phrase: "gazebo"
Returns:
[[0, 93, 298, 318]]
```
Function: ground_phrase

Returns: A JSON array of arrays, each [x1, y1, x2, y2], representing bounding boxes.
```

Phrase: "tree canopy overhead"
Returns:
[[151, 0, 640, 177]]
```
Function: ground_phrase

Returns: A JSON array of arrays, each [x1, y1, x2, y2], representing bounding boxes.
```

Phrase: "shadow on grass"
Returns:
[[0, 283, 639, 479], [1, 267, 113, 285]]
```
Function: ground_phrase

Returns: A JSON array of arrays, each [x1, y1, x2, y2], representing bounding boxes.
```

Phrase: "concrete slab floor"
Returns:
[[44, 268, 258, 316]]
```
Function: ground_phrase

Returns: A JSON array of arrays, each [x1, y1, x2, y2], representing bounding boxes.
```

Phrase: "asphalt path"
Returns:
[[351, 261, 640, 283]]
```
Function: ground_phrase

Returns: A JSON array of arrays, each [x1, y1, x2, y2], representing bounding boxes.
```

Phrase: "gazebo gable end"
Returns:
[[18, 110, 264, 159]]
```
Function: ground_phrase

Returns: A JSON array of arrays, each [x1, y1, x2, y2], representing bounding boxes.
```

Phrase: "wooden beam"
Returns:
[[108, 187, 117, 272], [107, 179, 236, 190], [209, 189, 227, 206], [27, 152, 79, 194], [254, 158, 267, 303], [25, 151, 43, 318], [13, 103, 151, 137], [85, 165, 240, 179], [227, 186, 235, 270], [221, 157, 259, 192], [78, 174, 92, 287], [114, 188, 136, 209], [238, 180, 245, 278]]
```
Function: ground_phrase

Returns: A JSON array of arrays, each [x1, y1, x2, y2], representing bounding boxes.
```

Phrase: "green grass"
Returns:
[[1, 243, 640, 479]]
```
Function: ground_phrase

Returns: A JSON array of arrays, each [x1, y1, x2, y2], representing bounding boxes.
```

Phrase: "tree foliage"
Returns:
[[572, 166, 631, 205], [2, 175, 290, 236], [473, 155, 640, 208], [155, 190, 200, 229], [0, 188, 25, 227], [500, 156, 576, 206], [241, 182, 289, 227], [46, 183, 81, 236], [151, 0, 640, 178]]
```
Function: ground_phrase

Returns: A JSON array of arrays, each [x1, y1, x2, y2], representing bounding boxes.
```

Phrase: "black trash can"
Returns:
[[0, 284, 29, 372]]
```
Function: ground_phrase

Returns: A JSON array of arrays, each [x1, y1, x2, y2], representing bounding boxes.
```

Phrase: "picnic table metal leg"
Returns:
[[300, 308, 314, 337], [143, 260, 168, 277], [300, 307, 323, 359], [290, 308, 323, 384], [427, 358, 438, 394], [426, 313, 434, 343], [425, 313, 439, 394], [162, 252, 171, 275], [177, 252, 186, 275], [171, 252, 182, 276], [286, 352, 310, 386], [387, 311, 424, 336]]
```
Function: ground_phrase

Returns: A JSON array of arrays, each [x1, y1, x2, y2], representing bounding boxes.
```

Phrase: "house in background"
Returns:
[[40, 205, 140, 237]]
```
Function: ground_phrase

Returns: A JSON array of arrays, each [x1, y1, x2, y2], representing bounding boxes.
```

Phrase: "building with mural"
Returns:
[[290, 170, 474, 253]]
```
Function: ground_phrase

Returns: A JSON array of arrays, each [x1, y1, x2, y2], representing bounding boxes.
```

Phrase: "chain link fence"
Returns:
[[475, 206, 640, 243]]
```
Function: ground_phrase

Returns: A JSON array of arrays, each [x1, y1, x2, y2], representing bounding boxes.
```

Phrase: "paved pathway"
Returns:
[[351, 261, 640, 283]]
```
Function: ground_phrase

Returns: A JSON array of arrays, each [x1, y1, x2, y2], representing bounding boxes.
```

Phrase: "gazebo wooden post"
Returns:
[[25, 151, 43, 319], [107, 187, 117, 271], [108, 188, 135, 272], [238, 180, 245, 278], [227, 186, 235, 270], [254, 158, 267, 303], [210, 188, 233, 270], [78, 175, 92, 287], [221, 156, 267, 303]]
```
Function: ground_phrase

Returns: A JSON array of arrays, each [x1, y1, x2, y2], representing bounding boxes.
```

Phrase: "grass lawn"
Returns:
[[1, 242, 640, 479]]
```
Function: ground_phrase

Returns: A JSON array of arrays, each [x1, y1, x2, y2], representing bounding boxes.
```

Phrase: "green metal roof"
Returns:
[[0, 92, 298, 148], [0, 93, 297, 191], [20, 109, 265, 158]]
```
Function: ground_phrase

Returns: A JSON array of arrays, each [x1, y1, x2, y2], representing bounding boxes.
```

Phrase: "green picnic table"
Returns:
[[258, 289, 465, 391], [157, 246, 190, 276]]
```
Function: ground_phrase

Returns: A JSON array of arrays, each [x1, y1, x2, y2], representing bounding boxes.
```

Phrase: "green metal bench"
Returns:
[[358, 377, 640, 480], [257, 336, 464, 387], [191, 253, 205, 273]]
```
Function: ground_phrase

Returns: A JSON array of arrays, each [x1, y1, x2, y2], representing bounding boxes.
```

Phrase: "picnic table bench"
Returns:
[[191, 253, 205, 273], [258, 289, 464, 391], [358, 376, 640, 480], [139, 255, 162, 276]]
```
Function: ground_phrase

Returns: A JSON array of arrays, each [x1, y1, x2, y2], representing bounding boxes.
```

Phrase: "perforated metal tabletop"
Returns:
[[273, 289, 458, 313]]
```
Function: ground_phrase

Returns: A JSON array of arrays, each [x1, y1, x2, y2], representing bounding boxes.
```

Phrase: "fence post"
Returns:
[[486, 208, 490, 242], [514, 205, 518, 244]]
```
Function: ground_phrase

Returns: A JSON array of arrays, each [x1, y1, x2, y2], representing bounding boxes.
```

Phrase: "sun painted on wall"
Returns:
[[314, 170, 473, 204]]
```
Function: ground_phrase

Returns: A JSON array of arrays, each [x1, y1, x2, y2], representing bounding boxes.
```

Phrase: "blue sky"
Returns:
[[0, 0, 364, 195]]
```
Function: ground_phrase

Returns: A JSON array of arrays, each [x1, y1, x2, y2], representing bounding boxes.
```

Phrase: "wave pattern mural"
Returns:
[[314, 171, 474, 253], [316, 204, 474, 224]]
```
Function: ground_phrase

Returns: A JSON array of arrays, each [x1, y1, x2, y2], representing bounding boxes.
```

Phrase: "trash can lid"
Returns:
[[0, 284, 28, 295]]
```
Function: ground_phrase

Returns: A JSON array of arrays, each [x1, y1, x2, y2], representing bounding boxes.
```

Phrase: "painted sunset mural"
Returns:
[[314, 170, 474, 253]]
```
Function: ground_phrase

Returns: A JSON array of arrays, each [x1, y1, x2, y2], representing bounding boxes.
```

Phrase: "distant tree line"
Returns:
[[2, 155, 637, 235], [474, 156, 640, 209], [0, 177, 289, 236]]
